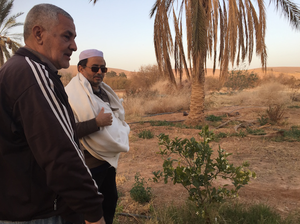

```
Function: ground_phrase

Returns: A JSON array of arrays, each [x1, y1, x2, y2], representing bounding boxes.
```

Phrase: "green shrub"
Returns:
[[230, 130, 247, 138], [153, 126, 256, 218], [224, 70, 259, 90], [282, 127, 300, 141], [106, 70, 117, 77], [257, 114, 269, 126], [216, 132, 228, 139], [138, 130, 154, 139], [130, 173, 152, 204], [205, 114, 223, 122], [246, 127, 266, 135]]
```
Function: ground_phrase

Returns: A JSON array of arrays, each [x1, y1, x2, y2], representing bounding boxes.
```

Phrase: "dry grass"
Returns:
[[123, 80, 190, 117], [210, 82, 292, 108], [123, 68, 298, 119]]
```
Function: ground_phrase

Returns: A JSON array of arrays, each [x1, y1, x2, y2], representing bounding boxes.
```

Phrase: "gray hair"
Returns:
[[24, 4, 73, 40]]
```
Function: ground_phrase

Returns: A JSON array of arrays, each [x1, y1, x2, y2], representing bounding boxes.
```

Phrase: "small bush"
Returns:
[[246, 127, 266, 135], [224, 70, 259, 90], [205, 114, 223, 122], [266, 104, 285, 123], [282, 127, 300, 141], [130, 173, 152, 204], [214, 132, 228, 142], [138, 130, 154, 139], [216, 132, 228, 139], [153, 126, 256, 218], [257, 114, 269, 126], [105, 76, 129, 89], [230, 130, 247, 138]]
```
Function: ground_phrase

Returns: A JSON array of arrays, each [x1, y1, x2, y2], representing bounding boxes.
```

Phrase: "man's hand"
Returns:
[[95, 107, 112, 127], [85, 217, 105, 224]]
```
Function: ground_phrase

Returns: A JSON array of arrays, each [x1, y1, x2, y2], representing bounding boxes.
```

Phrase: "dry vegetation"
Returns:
[[113, 66, 300, 223], [120, 67, 300, 121], [60, 66, 300, 223]]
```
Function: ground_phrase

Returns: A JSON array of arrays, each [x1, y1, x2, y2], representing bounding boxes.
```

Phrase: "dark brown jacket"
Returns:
[[0, 48, 103, 223]]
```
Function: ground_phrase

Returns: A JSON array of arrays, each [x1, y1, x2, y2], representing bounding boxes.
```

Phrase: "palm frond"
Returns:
[[270, 0, 300, 30], [0, 0, 23, 65]]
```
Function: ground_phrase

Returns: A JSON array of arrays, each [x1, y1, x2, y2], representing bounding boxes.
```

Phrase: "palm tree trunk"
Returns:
[[185, 68, 205, 126]]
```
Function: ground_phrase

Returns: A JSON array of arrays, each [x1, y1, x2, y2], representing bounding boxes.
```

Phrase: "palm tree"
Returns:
[[0, 0, 23, 66], [149, 0, 300, 125]]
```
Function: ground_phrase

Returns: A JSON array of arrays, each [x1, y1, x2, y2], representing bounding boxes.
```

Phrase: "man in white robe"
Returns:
[[65, 49, 130, 224]]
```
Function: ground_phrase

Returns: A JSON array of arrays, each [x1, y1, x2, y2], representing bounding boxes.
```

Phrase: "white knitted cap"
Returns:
[[79, 49, 103, 61]]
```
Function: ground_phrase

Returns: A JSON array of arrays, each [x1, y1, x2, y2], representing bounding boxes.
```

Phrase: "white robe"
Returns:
[[65, 73, 130, 168]]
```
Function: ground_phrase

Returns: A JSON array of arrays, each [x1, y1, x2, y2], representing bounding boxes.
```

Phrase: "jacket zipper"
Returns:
[[54, 197, 57, 211]]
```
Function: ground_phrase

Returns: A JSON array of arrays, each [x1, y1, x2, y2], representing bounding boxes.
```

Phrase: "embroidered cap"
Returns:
[[79, 49, 104, 61]]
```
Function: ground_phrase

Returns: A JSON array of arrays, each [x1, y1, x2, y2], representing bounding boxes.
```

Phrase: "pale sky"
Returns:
[[9, 0, 300, 71]]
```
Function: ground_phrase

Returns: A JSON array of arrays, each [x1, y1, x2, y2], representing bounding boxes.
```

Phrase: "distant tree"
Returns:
[[149, 0, 300, 125], [0, 0, 23, 66], [106, 70, 117, 78], [119, 72, 127, 78]]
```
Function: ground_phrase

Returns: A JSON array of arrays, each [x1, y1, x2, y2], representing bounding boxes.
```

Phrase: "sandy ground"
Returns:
[[115, 105, 300, 219]]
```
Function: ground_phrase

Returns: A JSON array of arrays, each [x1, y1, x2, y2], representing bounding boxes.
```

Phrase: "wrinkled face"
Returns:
[[42, 14, 77, 69], [79, 56, 106, 90]]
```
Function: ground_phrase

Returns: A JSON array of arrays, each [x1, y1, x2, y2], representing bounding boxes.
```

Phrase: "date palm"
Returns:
[[0, 0, 23, 66], [149, 0, 300, 125]]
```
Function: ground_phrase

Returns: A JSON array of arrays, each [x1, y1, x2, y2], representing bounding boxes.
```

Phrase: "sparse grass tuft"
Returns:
[[219, 203, 286, 224], [246, 127, 266, 135], [138, 130, 154, 139], [230, 130, 247, 138], [205, 114, 223, 122], [282, 127, 300, 141], [288, 105, 300, 109], [149, 120, 202, 130]]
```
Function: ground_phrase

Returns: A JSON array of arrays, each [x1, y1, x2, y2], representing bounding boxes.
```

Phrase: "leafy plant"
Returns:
[[153, 126, 256, 218], [224, 70, 259, 90], [257, 114, 269, 126], [130, 173, 152, 204], [138, 130, 154, 139], [205, 114, 223, 122]]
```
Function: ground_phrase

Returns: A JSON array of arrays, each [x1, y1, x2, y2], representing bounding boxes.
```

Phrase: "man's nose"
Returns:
[[70, 39, 77, 51]]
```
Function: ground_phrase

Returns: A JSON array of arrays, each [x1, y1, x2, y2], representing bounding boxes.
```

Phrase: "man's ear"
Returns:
[[78, 65, 84, 73], [32, 25, 44, 45]]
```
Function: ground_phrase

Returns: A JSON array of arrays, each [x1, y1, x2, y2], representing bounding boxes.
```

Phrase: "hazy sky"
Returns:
[[10, 0, 300, 71]]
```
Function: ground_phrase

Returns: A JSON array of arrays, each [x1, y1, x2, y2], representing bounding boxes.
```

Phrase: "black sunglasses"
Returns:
[[85, 66, 107, 73]]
